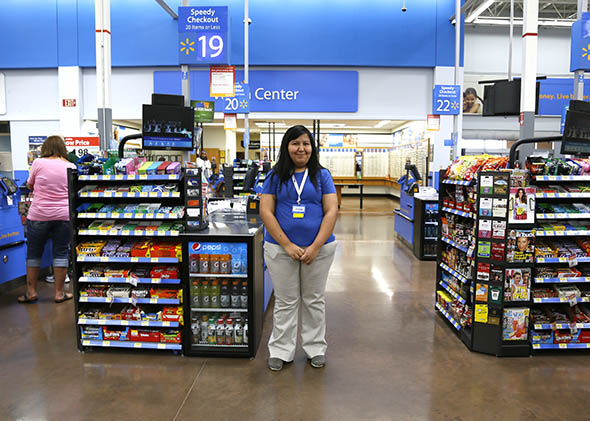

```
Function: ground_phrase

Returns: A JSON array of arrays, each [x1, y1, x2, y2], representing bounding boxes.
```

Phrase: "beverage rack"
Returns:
[[67, 169, 186, 353], [530, 173, 590, 351], [435, 169, 530, 356]]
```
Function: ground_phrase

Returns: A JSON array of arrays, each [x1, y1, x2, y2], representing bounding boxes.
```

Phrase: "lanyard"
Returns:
[[291, 169, 308, 205]]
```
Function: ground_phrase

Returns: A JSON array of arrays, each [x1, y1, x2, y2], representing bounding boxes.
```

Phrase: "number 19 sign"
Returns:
[[178, 6, 229, 64], [432, 85, 461, 115]]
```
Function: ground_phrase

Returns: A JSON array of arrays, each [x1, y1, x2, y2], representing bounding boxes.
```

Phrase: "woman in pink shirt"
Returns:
[[18, 136, 77, 304]]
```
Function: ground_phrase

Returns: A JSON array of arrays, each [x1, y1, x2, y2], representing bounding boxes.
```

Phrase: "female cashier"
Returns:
[[260, 125, 338, 371]]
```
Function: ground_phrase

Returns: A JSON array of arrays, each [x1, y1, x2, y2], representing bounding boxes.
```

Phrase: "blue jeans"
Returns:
[[26, 220, 71, 268]]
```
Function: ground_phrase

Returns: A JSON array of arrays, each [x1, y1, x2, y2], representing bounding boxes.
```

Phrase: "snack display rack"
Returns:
[[528, 158, 590, 351], [435, 156, 533, 356], [68, 168, 186, 353]]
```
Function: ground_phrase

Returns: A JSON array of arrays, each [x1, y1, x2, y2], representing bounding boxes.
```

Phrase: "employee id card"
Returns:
[[292, 205, 306, 218]]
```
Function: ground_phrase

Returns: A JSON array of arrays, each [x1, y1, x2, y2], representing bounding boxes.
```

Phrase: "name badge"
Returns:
[[292, 205, 306, 219]]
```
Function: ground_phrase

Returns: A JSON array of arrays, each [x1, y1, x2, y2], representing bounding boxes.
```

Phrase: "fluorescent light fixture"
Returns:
[[254, 122, 287, 128], [374, 120, 392, 128], [473, 18, 574, 27], [465, 0, 494, 24]]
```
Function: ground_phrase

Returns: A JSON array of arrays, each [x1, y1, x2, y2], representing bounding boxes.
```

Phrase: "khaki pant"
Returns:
[[264, 241, 337, 361]]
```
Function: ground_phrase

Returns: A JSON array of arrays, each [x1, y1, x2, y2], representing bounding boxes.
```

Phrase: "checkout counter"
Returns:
[[393, 165, 439, 261]]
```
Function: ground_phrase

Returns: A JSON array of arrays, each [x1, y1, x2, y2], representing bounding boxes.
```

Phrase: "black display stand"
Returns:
[[182, 215, 265, 358], [412, 197, 438, 260]]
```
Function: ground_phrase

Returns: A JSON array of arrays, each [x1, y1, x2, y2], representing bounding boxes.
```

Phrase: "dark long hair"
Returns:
[[271, 125, 323, 189]]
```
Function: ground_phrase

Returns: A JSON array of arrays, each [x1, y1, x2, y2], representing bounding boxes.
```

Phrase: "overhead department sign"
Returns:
[[178, 6, 229, 65]]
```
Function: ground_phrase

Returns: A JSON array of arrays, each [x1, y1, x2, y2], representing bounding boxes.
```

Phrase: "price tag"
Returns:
[[106, 296, 114, 303], [140, 174, 148, 180], [103, 341, 111, 347], [568, 293, 578, 307], [558, 213, 567, 219], [115, 175, 124, 180], [115, 192, 124, 198], [121, 320, 129, 326], [569, 255, 578, 268], [156, 213, 165, 219], [140, 192, 148, 197], [151, 258, 159, 263], [90, 175, 98, 180], [83, 340, 90, 346], [100, 257, 109, 262], [80, 297, 88, 302], [141, 321, 149, 326], [124, 213, 132, 218], [128, 277, 138, 287], [559, 343, 567, 349], [534, 298, 541, 303], [98, 212, 107, 218], [146, 213, 154, 219], [157, 344, 166, 349], [150, 298, 158, 304], [98, 320, 106, 325], [105, 192, 113, 197], [152, 278, 161, 283], [146, 230, 155, 236], [163, 322, 170, 327], [122, 230, 130, 236], [134, 342, 142, 348], [533, 344, 540, 349], [131, 257, 139, 262]]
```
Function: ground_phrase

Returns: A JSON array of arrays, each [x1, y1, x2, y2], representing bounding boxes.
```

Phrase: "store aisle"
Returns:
[[2, 197, 590, 420]]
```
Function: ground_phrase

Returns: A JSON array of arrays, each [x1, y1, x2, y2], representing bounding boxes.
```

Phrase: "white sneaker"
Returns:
[[45, 275, 70, 283]]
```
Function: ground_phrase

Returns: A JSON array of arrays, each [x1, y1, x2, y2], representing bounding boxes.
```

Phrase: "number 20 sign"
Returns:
[[178, 6, 230, 65], [432, 85, 461, 116]]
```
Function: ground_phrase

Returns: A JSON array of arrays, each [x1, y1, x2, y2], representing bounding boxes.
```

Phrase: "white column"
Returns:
[[519, 0, 538, 136], [58, 66, 83, 135], [95, 0, 112, 151], [225, 129, 237, 162]]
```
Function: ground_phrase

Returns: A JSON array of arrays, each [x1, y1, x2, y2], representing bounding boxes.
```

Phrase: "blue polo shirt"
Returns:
[[262, 168, 336, 247]]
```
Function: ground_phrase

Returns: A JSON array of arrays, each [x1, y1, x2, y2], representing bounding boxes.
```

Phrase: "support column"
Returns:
[[518, 0, 539, 164], [226, 129, 237, 163], [58, 66, 83, 135], [95, 0, 112, 152], [574, 0, 588, 100]]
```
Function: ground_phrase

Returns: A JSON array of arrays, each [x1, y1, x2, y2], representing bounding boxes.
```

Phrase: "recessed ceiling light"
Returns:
[[374, 120, 392, 128]]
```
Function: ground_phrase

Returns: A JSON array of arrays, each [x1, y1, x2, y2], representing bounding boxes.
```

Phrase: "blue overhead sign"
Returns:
[[432, 85, 461, 115], [178, 6, 229, 65], [570, 13, 590, 71], [153, 70, 358, 113], [222, 82, 250, 113]]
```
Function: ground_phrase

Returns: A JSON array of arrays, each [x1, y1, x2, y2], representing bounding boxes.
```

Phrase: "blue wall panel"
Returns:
[[0, 0, 59, 68], [2, 0, 459, 69]]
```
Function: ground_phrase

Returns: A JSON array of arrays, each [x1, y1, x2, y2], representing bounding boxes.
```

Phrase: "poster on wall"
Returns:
[[28, 136, 46, 167], [508, 187, 536, 224]]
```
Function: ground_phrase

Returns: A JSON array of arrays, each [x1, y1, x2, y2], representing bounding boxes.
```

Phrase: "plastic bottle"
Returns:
[[225, 318, 234, 345], [207, 317, 216, 344], [240, 281, 248, 309], [231, 280, 240, 308], [201, 280, 210, 308], [234, 318, 243, 345], [200, 315, 209, 343], [243, 318, 249, 345], [216, 319, 226, 345], [210, 279, 220, 308], [191, 280, 201, 308], [220, 280, 230, 308], [192, 316, 200, 344]]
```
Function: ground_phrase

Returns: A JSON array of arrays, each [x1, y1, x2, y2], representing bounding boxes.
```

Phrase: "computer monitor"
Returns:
[[405, 163, 422, 181], [142, 104, 194, 150], [561, 105, 590, 156]]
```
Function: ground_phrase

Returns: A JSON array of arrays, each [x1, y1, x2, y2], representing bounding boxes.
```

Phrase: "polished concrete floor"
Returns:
[[2, 197, 590, 420]]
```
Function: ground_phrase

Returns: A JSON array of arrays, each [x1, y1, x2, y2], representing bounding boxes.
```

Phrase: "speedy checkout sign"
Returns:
[[178, 6, 229, 64]]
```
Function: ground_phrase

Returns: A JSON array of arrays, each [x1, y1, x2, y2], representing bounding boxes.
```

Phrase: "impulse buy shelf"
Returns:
[[78, 212, 184, 219]]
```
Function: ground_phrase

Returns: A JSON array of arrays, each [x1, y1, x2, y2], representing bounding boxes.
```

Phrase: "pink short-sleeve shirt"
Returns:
[[27, 158, 77, 221]]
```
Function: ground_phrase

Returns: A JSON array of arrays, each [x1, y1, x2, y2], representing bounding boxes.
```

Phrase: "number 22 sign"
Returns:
[[432, 85, 461, 116]]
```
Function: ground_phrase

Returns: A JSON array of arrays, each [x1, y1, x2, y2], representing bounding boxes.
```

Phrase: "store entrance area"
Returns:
[[0, 199, 582, 420]]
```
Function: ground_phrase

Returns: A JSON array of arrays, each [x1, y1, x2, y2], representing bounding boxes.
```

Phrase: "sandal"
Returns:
[[54, 292, 73, 303], [17, 293, 38, 304]]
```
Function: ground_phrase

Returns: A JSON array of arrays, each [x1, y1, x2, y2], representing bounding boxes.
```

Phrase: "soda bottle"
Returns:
[[210, 279, 220, 308], [216, 319, 226, 345], [207, 317, 216, 344], [191, 280, 201, 308], [201, 280, 210, 308], [200, 315, 209, 344], [220, 280, 230, 308], [243, 318, 248, 344], [225, 318, 234, 345], [234, 318, 243, 344], [231, 280, 240, 308], [240, 281, 248, 309]]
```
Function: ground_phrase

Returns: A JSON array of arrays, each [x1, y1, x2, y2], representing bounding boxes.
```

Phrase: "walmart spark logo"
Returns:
[[583, 44, 590, 61], [180, 38, 195, 55], [239, 99, 249, 109], [451, 101, 459, 111]]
